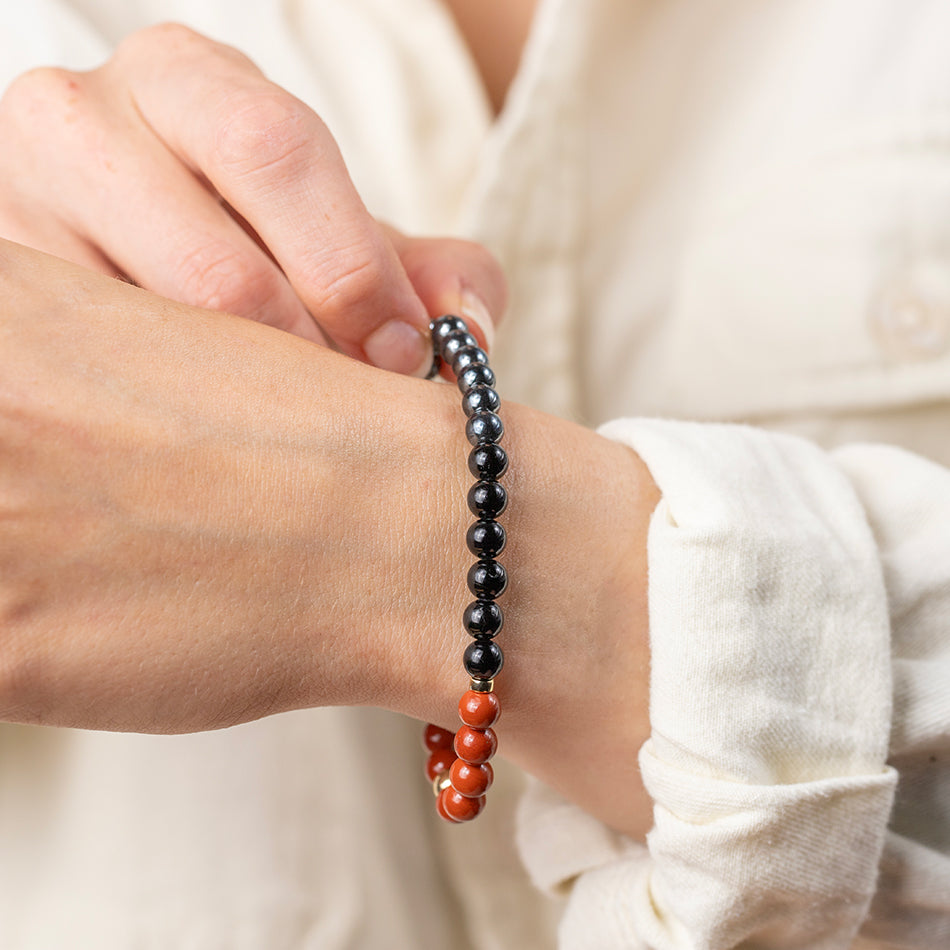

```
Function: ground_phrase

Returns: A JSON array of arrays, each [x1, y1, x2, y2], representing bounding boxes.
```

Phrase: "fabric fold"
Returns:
[[520, 419, 899, 948]]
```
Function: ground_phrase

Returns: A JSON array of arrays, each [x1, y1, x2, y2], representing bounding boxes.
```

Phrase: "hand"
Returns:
[[0, 23, 502, 373], [0, 241, 658, 838]]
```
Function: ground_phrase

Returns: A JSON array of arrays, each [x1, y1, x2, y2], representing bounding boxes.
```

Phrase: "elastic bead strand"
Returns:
[[425, 315, 508, 823]]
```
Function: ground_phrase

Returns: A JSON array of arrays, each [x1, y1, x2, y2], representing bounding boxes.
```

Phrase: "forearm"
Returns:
[[0, 240, 658, 836]]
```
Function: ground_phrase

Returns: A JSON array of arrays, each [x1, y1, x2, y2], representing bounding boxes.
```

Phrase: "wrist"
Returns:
[[386, 386, 659, 838], [495, 406, 659, 838]]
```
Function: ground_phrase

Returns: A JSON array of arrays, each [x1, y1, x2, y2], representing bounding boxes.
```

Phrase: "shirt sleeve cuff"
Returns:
[[517, 418, 897, 949]]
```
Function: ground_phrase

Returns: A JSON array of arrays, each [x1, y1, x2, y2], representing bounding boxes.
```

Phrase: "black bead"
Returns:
[[462, 386, 501, 418], [466, 520, 506, 558], [467, 480, 508, 518], [468, 443, 509, 480], [430, 315, 467, 342], [457, 364, 496, 393], [467, 560, 508, 599], [466, 411, 504, 446], [441, 330, 478, 362], [464, 638, 504, 679], [451, 345, 488, 376], [463, 600, 504, 638]]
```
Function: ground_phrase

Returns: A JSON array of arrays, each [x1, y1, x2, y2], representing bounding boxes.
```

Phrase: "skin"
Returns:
[[0, 24, 501, 373], [441, 0, 539, 113], [0, 12, 659, 838]]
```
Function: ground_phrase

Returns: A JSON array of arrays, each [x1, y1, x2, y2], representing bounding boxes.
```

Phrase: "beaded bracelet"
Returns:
[[423, 315, 507, 823]]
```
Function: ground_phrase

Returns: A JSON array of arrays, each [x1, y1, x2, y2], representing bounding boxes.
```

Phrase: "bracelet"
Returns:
[[423, 314, 507, 823]]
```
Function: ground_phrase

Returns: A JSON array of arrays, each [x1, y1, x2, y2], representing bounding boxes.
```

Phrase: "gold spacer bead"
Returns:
[[469, 678, 494, 693], [432, 771, 453, 797]]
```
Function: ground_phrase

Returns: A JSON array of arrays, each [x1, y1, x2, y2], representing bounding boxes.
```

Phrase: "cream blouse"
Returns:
[[0, 1, 948, 947]]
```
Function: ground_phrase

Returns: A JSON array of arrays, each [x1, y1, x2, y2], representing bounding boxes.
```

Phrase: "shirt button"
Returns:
[[870, 260, 950, 360]]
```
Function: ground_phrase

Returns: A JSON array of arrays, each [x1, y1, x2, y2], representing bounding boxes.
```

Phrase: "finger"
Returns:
[[0, 71, 124, 277], [110, 24, 431, 374], [383, 226, 507, 354], [0, 64, 325, 343], [0, 210, 118, 278], [77, 78, 328, 344]]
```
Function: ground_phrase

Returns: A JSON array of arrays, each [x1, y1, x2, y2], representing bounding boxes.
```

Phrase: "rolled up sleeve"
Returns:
[[519, 419, 901, 949]]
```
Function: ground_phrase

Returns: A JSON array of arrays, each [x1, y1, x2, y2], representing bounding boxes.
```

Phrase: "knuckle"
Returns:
[[177, 241, 283, 317], [0, 66, 84, 125], [211, 91, 316, 178], [308, 247, 386, 319]]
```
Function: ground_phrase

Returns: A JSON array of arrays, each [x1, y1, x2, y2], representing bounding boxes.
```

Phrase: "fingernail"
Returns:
[[460, 289, 495, 351], [364, 320, 433, 376]]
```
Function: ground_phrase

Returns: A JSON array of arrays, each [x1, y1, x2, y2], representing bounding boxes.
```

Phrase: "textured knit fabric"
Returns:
[[0, 1, 949, 948]]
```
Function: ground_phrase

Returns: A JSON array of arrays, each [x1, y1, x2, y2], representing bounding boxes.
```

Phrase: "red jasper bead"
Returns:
[[436, 788, 462, 823], [423, 723, 456, 752], [458, 690, 500, 729], [426, 748, 458, 783], [450, 759, 493, 798], [454, 725, 497, 764], [441, 787, 487, 822]]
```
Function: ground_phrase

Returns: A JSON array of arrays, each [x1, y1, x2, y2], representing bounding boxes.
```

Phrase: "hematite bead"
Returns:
[[467, 559, 508, 599], [463, 600, 504, 638], [467, 480, 508, 518], [464, 638, 504, 679], [466, 520, 506, 557], [431, 315, 467, 342], [457, 363, 496, 393], [462, 386, 501, 418], [451, 345, 488, 376], [441, 330, 478, 362], [466, 411, 504, 446], [468, 443, 508, 480]]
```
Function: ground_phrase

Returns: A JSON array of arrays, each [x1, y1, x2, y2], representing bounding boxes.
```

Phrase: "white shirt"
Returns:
[[0, 1, 948, 947]]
